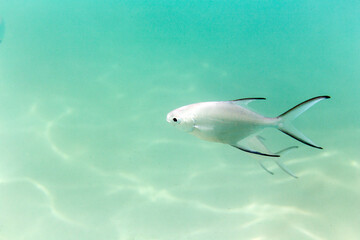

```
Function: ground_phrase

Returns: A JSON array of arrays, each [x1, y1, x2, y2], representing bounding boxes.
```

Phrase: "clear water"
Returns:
[[0, 1, 359, 240]]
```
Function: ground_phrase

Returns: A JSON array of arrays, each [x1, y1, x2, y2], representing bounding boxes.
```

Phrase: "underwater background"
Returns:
[[0, 1, 359, 239]]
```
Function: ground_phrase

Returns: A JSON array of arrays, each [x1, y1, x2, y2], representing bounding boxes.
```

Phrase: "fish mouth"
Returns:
[[166, 113, 171, 123]]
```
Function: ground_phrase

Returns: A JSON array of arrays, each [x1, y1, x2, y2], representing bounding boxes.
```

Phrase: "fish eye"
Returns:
[[173, 118, 178, 122]]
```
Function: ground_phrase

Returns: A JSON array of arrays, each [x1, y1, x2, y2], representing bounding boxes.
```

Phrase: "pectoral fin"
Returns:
[[194, 125, 214, 131], [232, 135, 300, 178]]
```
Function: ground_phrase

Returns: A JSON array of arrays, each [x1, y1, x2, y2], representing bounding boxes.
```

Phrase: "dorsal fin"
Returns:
[[231, 98, 266, 105], [232, 97, 266, 101]]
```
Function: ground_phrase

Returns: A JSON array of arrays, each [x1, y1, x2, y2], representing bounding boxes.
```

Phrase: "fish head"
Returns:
[[166, 105, 195, 132]]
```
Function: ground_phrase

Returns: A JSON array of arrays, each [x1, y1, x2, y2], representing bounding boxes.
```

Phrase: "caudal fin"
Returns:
[[277, 96, 330, 149]]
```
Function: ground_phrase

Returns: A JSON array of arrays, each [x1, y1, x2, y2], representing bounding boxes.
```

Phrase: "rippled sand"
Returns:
[[0, 67, 358, 239]]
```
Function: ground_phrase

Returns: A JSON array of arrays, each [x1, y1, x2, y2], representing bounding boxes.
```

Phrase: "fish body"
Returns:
[[167, 96, 330, 177], [174, 101, 276, 144]]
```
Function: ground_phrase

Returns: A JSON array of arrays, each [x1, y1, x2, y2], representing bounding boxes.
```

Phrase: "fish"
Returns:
[[166, 96, 330, 177]]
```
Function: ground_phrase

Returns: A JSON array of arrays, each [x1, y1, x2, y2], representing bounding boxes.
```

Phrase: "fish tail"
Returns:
[[276, 96, 330, 149]]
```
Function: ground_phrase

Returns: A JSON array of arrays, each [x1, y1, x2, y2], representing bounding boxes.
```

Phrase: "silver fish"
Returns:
[[166, 96, 330, 177]]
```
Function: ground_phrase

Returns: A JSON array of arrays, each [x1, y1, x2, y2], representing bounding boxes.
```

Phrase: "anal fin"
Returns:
[[232, 135, 299, 178], [230, 144, 280, 157], [231, 135, 280, 157]]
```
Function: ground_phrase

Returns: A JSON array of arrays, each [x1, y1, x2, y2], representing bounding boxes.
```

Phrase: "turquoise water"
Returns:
[[0, 1, 359, 239]]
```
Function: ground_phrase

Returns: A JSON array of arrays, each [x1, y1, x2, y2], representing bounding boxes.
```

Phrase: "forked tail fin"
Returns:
[[277, 96, 330, 149]]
